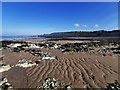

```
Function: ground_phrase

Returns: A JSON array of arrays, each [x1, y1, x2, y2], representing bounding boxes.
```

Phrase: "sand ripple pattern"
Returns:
[[2, 50, 119, 88], [25, 52, 119, 88]]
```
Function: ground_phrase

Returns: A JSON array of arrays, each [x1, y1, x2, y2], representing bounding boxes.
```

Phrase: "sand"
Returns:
[[1, 47, 119, 88]]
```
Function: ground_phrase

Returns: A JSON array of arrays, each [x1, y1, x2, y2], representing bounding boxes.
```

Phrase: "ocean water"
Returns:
[[1, 35, 39, 40], [1, 35, 118, 40]]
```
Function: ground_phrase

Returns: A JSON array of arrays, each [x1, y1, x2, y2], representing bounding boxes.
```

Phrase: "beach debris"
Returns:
[[59, 41, 120, 55], [7, 43, 25, 52], [37, 78, 73, 90], [64, 85, 72, 90], [111, 46, 120, 54], [3, 40, 120, 55], [105, 80, 120, 90], [53, 44, 59, 49], [0, 48, 2, 51], [37, 42, 60, 49], [24, 48, 56, 60], [24, 43, 40, 49], [0, 77, 13, 90], [25, 49, 42, 56], [7, 43, 22, 48], [42, 56, 56, 60], [35, 60, 41, 64], [37, 78, 57, 90], [0, 64, 11, 72], [16, 59, 37, 68], [59, 43, 89, 53]]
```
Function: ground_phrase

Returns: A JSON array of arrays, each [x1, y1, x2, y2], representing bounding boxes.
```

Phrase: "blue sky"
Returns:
[[2, 2, 118, 35]]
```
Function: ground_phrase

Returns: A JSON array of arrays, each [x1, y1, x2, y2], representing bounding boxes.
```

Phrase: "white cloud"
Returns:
[[82, 25, 87, 27], [94, 24, 99, 28], [74, 24, 80, 27]]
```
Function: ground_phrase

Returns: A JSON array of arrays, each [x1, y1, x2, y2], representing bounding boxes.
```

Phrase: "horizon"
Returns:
[[1, 29, 119, 36], [2, 2, 118, 35]]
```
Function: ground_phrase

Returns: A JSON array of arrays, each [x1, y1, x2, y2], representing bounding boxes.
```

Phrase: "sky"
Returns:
[[2, 2, 118, 35]]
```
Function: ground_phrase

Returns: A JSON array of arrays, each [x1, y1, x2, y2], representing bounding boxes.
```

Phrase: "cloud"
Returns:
[[94, 24, 99, 28], [74, 24, 80, 27], [82, 25, 87, 27]]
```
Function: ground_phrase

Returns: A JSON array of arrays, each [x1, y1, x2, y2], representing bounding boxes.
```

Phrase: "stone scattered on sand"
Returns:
[[15, 59, 37, 68], [105, 80, 120, 90], [37, 78, 73, 90], [0, 64, 11, 72], [42, 56, 56, 60], [64, 85, 72, 90], [7, 43, 22, 48], [0, 48, 2, 51], [24, 43, 40, 49], [27, 49, 56, 60], [35, 60, 41, 64], [0, 77, 13, 90], [37, 78, 57, 90]]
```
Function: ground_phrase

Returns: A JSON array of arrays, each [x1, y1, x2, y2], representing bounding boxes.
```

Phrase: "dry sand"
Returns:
[[1, 47, 119, 88]]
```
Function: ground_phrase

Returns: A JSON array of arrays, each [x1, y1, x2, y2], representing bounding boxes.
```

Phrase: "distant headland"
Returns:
[[37, 30, 120, 39]]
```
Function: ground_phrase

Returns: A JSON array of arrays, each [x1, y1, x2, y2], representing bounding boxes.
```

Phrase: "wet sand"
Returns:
[[2, 47, 119, 88]]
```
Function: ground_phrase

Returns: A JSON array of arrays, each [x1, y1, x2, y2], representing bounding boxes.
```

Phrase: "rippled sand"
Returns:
[[1, 47, 119, 89]]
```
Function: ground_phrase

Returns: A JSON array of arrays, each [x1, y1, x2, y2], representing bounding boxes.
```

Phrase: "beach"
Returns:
[[2, 2, 119, 89], [1, 38, 119, 89]]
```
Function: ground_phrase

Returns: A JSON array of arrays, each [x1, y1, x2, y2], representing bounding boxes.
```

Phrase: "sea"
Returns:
[[0, 35, 41, 40], [0, 35, 118, 41]]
